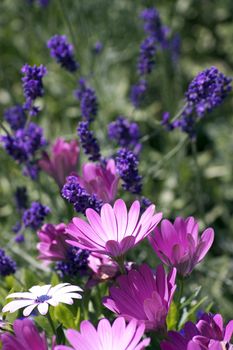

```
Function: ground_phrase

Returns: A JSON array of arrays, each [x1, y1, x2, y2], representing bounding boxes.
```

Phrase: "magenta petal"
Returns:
[[197, 228, 214, 262], [224, 320, 233, 341], [105, 240, 122, 257], [120, 236, 136, 255]]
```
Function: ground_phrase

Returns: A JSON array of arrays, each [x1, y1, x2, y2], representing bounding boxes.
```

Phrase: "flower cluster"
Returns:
[[4, 105, 26, 131], [130, 79, 147, 108], [62, 175, 103, 214], [74, 79, 98, 122], [21, 64, 47, 116], [55, 246, 89, 278], [22, 201, 50, 230], [77, 121, 101, 161], [137, 37, 156, 76], [115, 148, 142, 194], [0, 249, 16, 277], [163, 66, 232, 137], [47, 34, 78, 72], [108, 116, 141, 151]]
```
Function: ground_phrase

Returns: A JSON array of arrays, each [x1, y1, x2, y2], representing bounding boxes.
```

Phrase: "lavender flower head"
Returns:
[[23, 201, 50, 230], [4, 105, 26, 131], [77, 121, 101, 161], [55, 246, 90, 278], [62, 175, 103, 214], [140, 7, 168, 48], [163, 67, 232, 137], [92, 41, 103, 54], [1, 122, 46, 164], [130, 79, 147, 108], [116, 148, 142, 194], [137, 37, 156, 76], [74, 79, 98, 122], [47, 35, 78, 72], [0, 249, 16, 277], [108, 116, 141, 151], [21, 64, 47, 116]]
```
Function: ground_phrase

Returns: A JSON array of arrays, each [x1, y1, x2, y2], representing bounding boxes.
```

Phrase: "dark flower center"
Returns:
[[35, 294, 51, 303]]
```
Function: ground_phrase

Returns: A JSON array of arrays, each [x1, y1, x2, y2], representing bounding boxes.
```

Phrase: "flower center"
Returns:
[[35, 294, 51, 303]]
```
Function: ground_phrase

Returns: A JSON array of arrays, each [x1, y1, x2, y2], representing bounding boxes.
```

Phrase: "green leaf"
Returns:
[[54, 304, 76, 329], [166, 301, 179, 330]]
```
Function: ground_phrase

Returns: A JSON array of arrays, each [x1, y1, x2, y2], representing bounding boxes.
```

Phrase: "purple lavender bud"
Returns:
[[130, 80, 147, 108], [77, 121, 101, 161], [55, 246, 89, 278], [62, 175, 103, 214], [23, 162, 40, 180], [1, 122, 46, 164], [108, 116, 141, 150], [137, 37, 156, 76], [47, 35, 78, 72], [140, 197, 152, 214], [115, 148, 142, 194], [23, 201, 50, 230], [74, 79, 98, 122], [92, 41, 103, 54], [0, 249, 16, 276], [21, 64, 47, 116], [15, 234, 25, 243], [140, 7, 167, 47], [4, 106, 26, 131]]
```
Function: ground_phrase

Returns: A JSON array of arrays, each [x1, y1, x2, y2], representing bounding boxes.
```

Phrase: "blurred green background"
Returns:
[[0, 0, 233, 321]]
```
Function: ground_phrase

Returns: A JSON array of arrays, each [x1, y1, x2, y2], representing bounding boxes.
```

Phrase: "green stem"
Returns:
[[13, 275, 25, 288], [47, 309, 56, 334], [177, 277, 184, 311], [58, 0, 78, 54], [0, 121, 10, 135], [191, 139, 205, 220], [115, 256, 126, 275]]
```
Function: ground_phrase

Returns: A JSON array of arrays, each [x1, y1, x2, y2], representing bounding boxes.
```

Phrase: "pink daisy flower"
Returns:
[[54, 317, 150, 350], [66, 199, 162, 259], [149, 217, 214, 276], [103, 264, 176, 331]]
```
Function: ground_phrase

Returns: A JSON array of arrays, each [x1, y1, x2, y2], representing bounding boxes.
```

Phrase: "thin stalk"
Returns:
[[0, 121, 10, 135], [58, 0, 78, 54], [115, 256, 126, 275], [47, 309, 56, 334], [191, 139, 205, 220], [13, 275, 25, 288]]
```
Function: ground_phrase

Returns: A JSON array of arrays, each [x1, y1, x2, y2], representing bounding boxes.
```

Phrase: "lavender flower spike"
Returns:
[[77, 121, 101, 161]]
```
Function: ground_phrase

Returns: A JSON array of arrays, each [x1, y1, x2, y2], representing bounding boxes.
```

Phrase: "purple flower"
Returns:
[[23, 201, 50, 230], [0, 318, 49, 350], [55, 246, 89, 278], [47, 35, 78, 72], [140, 7, 167, 48], [23, 161, 40, 180], [0, 249, 16, 277], [21, 64, 47, 116], [39, 138, 79, 188], [62, 175, 103, 214], [54, 317, 150, 350], [165, 67, 232, 137], [137, 37, 156, 76], [1, 122, 46, 164], [4, 105, 26, 131], [149, 217, 214, 276], [77, 121, 101, 161], [160, 313, 233, 350], [130, 80, 148, 108], [66, 199, 162, 259], [74, 79, 98, 122], [108, 116, 141, 150], [92, 41, 103, 54], [115, 148, 142, 194], [103, 264, 176, 331]]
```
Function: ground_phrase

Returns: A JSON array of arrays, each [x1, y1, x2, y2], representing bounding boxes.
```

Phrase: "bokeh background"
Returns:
[[1, 0, 233, 321]]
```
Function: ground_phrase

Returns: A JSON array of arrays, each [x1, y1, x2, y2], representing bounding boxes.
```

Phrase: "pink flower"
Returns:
[[78, 159, 119, 203], [66, 199, 162, 259], [148, 217, 214, 276], [103, 264, 176, 331], [37, 223, 68, 262], [54, 317, 150, 350], [39, 138, 79, 188], [160, 313, 233, 350], [0, 318, 49, 350]]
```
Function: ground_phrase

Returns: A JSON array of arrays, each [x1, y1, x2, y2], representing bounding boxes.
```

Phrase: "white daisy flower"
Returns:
[[2, 283, 83, 316]]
